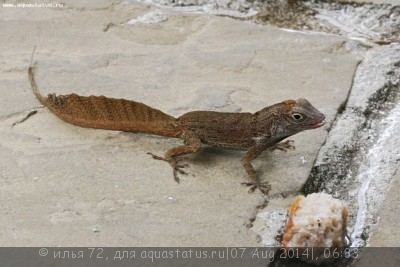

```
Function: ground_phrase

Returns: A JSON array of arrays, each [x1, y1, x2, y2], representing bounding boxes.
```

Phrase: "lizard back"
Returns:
[[178, 111, 256, 149]]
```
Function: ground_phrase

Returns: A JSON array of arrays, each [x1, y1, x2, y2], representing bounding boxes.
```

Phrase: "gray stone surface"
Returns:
[[368, 168, 400, 246], [298, 44, 400, 248], [365, 0, 400, 4], [0, 1, 360, 247]]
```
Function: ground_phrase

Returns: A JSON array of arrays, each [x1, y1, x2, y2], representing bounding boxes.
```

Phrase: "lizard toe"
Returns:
[[172, 170, 181, 183], [270, 140, 296, 152], [242, 181, 271, 195], [258, 184, 271, 195], [175, 163, 189, 169], [241, 182, 257, 193], [176, 168, 188, 175], [248, 185, 257, 193], [147, 152, 166, 161]]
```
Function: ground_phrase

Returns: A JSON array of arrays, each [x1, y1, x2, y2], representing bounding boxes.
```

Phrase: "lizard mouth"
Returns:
[[310, 120, 325, 128]]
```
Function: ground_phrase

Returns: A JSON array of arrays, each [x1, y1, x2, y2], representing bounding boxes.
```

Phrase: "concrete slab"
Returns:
[[368, 168, 400, 246], [365, 0, 400, 4], [0, 1, 359, 246]]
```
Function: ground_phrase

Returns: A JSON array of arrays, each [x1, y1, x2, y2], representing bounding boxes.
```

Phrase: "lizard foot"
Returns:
[[270, 140, 295, 152], [169, 162, 190, 183], [147, 152, 189, 183], [241, 181, 271, 195]]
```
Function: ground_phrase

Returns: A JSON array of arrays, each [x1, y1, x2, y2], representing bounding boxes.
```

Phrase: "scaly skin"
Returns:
[[29, 65, 325, 194]]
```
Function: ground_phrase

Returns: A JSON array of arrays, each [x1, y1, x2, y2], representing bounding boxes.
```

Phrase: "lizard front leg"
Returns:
[[148, 130, 201, 183], [241, 145, 271, 194], [270, 140, 295, 152]]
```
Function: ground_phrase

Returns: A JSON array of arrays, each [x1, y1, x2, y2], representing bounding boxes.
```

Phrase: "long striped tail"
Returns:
[[28, 66, 181, 138]]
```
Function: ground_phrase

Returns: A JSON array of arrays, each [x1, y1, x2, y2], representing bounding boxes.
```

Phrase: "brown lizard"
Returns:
[[28, 64, 325, 194]]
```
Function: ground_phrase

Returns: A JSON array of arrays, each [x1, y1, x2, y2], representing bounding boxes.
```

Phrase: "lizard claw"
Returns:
[[175, 163, 189, 169], [147, 152, 166, 161], [148, 152, 189, 183], [241, 182, 271, 195], [175, 163, 188, 174], [270, 140, 295, 152], [171, 163, 189, 182], [172, 169, 181, 183]]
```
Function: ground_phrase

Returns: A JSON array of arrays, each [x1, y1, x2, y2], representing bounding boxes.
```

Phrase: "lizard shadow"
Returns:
[[189, 146, 275, 172], [191, 146, 241, 166]]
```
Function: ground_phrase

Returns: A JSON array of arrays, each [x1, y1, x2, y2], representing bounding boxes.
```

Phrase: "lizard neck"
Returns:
[[251, 104, 282, 138]]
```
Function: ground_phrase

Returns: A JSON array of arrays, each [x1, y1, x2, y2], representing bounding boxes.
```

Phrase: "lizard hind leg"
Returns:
[[148, 130, 202, 183]]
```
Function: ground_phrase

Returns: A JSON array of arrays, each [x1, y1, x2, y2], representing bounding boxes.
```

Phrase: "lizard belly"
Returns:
[[200, 137, 254, 150]]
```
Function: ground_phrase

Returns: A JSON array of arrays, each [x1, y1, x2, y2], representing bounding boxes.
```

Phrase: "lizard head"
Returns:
[[268, 98, 325, 137], [279, 98, 325, 134], [253, 98, 326, 141]]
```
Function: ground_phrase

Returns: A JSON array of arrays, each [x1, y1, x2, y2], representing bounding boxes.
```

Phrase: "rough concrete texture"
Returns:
[[315, 2, 400, 43], [0, 1, 360, 247], [369, 169, 400, 246], [302, 44, 400, 248], [252, 1, 400, 255], [365, 0, 400, 4]]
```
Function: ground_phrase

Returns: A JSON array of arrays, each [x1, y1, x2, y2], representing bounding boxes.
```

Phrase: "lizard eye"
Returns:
[[291, 113, 305, 122]]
